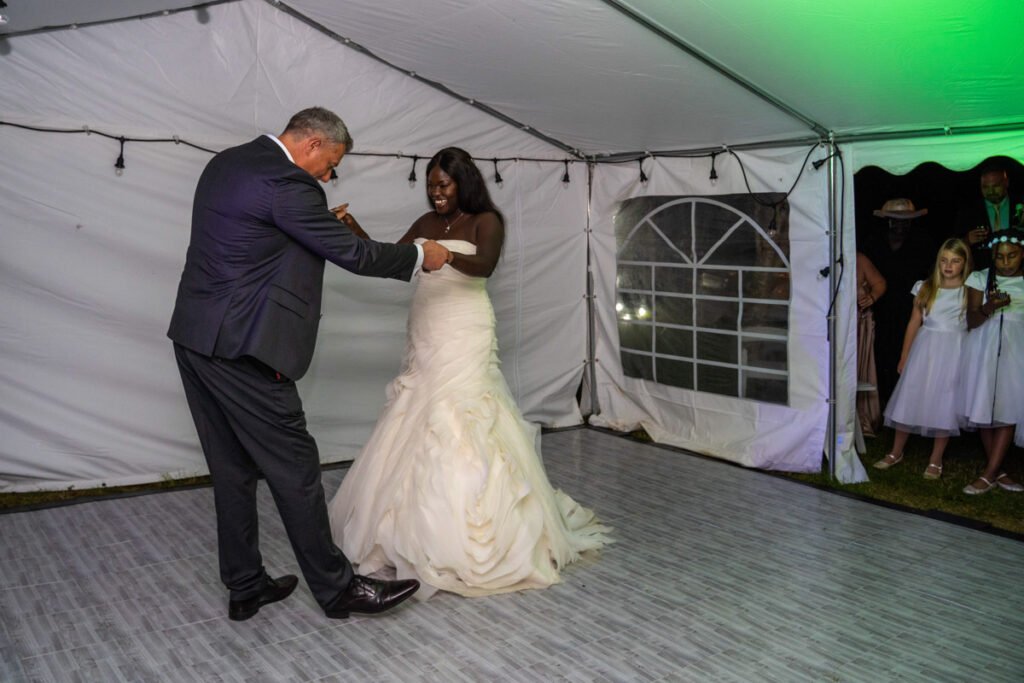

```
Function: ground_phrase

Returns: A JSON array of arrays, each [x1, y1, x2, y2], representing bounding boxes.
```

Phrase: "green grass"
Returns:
[[0, 475, 212, 512], [785, 431, 1024, 536]]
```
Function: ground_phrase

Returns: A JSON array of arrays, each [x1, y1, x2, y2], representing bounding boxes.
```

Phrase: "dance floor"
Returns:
[[2, 427, 1022, 682]]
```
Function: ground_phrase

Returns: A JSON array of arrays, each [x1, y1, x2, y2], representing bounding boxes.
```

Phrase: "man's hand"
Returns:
[[968, 225, 990, 245], [331, 203, 369, 239], [421, 240, 450, 271]]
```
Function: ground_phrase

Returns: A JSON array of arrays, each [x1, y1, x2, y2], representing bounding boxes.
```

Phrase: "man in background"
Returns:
[[960, 166, 1021, 269], [864, 198, 932, 406]]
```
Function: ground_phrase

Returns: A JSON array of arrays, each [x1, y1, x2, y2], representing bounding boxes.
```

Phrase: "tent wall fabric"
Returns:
[[4, 0, 1023, 492], [846, 132, 1024, 175], [0, 1, 588, 492], [587, 149, 836, 472]]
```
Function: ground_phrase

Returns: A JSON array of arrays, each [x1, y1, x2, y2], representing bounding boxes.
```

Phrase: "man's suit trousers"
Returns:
[[173, 343, 352, 606]]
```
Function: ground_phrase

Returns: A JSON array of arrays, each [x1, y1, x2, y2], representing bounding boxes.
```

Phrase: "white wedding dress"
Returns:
[[328, 239, 610, 599]]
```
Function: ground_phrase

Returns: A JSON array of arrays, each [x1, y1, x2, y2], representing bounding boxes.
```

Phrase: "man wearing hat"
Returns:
[[865, 198, 933, 406], [958, 166, 1022, 270]]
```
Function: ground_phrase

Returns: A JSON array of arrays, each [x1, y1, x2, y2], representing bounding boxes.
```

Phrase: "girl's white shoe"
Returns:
[[872, 453, 903, 470], [996, 473, 1024, 492], [963, 476, 996, 495]]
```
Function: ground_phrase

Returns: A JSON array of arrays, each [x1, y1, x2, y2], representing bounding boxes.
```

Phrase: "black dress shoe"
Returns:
[[324, 575, 420, 619], [228, 574, 298, 621]]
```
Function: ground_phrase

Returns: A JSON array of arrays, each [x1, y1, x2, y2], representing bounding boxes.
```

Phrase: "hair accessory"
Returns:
[[986, 227, 1024, 249]]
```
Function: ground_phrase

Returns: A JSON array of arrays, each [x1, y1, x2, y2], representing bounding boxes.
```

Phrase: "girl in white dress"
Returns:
[[874, 239, 970, 479], [328, 147, 610, 598], [960, 228, 1024, 495]]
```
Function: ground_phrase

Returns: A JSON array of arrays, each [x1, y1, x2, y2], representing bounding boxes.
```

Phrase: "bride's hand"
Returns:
[[331, 203, 369, 239]]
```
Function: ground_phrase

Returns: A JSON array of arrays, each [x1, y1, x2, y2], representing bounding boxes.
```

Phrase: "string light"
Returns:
[[0, 121, 665, 190], [1, 119, 821, 208], [2, 118, 585, 185], [114, 137, 126, 176]]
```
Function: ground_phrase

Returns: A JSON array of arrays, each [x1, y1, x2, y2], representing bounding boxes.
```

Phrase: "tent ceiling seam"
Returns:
[[266, 0, 584, 160], [597, 0, 829, 140]]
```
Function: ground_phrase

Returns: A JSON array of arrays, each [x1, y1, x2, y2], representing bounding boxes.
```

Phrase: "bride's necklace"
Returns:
[[442, 210, 467, 234]]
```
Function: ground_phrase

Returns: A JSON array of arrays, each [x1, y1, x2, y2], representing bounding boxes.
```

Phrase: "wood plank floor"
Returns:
[[2, 428, 1022, 682]]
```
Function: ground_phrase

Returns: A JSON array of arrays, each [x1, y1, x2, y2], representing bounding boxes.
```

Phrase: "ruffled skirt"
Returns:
[[328, 252, 609, 598]]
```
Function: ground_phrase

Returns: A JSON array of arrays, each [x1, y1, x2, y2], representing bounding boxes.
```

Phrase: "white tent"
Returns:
[[2, 0, 1023, 491]]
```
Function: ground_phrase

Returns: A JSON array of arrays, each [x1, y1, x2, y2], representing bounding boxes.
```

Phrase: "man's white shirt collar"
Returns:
[[265, 134, 295, 163]]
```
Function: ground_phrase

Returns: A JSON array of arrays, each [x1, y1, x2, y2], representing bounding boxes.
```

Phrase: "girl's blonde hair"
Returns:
[[915, 238, 971, 314]]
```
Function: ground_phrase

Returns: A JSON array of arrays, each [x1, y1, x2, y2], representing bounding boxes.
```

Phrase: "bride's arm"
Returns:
[[397, 214, 431, 244], [448, 212, 503, 278], [330, 203, 370, 239]]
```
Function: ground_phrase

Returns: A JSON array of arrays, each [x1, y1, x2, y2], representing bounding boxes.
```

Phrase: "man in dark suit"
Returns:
[[959, 166, 1022, 269], [168, 107, 449, 621]]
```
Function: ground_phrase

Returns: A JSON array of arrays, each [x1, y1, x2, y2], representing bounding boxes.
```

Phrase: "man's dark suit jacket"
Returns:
[[957, 196, 1022, 232], [956, 195, 1023, 269], [168, 136, 418, 380]]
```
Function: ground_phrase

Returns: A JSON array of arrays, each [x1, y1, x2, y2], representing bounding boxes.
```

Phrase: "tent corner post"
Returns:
[[826, 134, 840, 481], [585, 161, 599, 420]]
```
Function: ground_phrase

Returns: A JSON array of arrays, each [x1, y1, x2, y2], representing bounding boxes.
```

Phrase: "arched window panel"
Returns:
[[615, 194, 791, 405]]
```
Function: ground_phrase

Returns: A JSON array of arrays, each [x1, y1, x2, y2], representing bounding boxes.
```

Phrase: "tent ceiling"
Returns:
[[0, 0, 213, 34], [627, 0, 1024, 140], [2, 0, 1023, 156]]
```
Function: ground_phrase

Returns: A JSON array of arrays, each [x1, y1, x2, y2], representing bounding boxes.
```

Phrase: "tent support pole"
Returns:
[[585, 162, 599, 420], [826, 135, 840, 479]]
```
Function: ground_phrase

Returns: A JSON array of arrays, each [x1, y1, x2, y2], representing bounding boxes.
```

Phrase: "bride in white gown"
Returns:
[[328, 147, 609, 599]]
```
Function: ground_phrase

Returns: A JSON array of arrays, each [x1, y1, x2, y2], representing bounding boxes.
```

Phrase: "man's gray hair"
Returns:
[[283, 107, 354, 150]]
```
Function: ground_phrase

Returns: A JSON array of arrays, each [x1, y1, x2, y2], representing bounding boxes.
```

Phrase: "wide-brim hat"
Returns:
[[986, 227, 1024, 249], [873, 198, 928, 219]]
